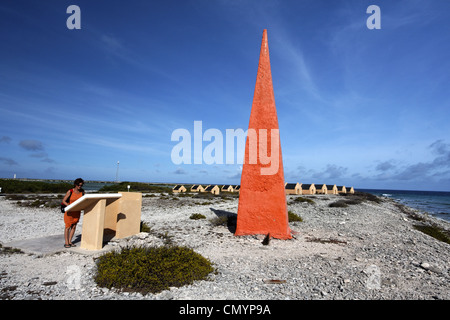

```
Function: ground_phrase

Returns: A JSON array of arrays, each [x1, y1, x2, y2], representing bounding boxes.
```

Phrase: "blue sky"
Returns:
[[1, 0, 449, 191]]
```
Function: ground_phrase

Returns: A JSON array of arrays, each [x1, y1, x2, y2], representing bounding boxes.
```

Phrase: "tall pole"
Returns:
[[115, 161, 120, 183]]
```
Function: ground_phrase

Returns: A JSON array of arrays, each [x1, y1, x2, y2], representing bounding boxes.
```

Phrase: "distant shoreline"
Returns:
[[1, 178, 449, 193], [1, 178, 448, 222]]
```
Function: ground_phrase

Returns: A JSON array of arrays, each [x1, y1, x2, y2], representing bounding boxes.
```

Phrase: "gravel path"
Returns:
[[0, 192, 449, 300]]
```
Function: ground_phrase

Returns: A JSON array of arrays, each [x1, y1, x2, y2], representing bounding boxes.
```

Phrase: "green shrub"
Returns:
[[190, 213, 206, 220], [194, 201, 212, 205], [329, 198, 363, 208], [413, 224, 450, 245], [329, 200, 349, 208], [292, 196, 315, 204], [288, 210, 303, 222], [357, 191, 382, 203], [340, 191, 381, 204], [140, 221, 151, 233], [344, 199, 362, 205], [0, 243, 23, 255], [94, 246, 215, 295]]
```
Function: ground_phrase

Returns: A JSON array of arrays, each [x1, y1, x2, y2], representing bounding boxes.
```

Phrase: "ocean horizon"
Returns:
[[360, 188, 450, 223]]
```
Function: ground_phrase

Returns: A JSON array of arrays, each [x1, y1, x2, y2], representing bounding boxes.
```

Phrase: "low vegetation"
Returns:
[[288, 210, 303, 222], [329, 200, 350, 208], [190, 213, 206, 220], [413, 224, 450, 245], [330, 191, 383, 207], [306, 237, 347, 245], [94, 246, 215, 295], [194, 201, 213, 206], [340, 191, 382, 203], [393, 203, 426, 222], [210, 215, 235, 227], [5, 194, 61, 208], [0, 179, 71, 194], [290, 196, 315, 205], [99, 182, 172, 194], [140, 221, 151, 233], [0, 243, 23, 255]]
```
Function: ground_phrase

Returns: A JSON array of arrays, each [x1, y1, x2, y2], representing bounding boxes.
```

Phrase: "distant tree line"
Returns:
[[0, 179, 72, 193], [99, 182, 173, 193]]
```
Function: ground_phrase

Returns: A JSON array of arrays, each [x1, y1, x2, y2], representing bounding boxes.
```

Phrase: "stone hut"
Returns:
[[204, 185, 220, 195], [285, 182, 301, 195], [301, 184, 316, 195], [190, 185, 204, 192], [315, 184, 327, 194], [172, 185, 186, 193], [337, 186, 347, 194], [325, 184, 338, 194], [221, 185, 234, 192]]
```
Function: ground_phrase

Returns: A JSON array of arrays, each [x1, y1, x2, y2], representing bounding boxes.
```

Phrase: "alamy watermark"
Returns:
[[171, 121, 280, 175], [366, 5, 381, 30], [66, 265, 82, 290], [66, 4, 379, 31], [364, 265, 381, 289], [66, 5, 81, 30]]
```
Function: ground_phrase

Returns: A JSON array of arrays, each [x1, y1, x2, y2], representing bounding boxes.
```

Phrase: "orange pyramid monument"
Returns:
[[235, 29, 292, 240]]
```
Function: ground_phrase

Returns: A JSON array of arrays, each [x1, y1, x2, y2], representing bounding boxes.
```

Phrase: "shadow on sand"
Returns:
[[209, 208, 237, 233]]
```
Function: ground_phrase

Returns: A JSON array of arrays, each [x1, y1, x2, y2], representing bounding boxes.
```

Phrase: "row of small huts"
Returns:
[[172, 183, 354, 195], [284, 183, 354, 195], [172, 184, 238, 195]]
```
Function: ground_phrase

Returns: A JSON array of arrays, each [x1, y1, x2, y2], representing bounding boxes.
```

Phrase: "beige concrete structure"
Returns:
[[65, 192, 142, 250], [172, 185, 187, 193], [221, 185, 234, 192], [325, 185, 338, 194], [301, 184, 316, 195], [337, 186, 347, 194], [285, 183, 301, 195], [233, 185, 240, 193], [347, 186, 355, 194], [315, 184, 327, 194], [204, 185, 220, 195], [190, 185, 204, 192]]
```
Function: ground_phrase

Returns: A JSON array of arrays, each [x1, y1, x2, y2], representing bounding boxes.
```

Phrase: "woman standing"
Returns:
[[62, 178, 85, 248]]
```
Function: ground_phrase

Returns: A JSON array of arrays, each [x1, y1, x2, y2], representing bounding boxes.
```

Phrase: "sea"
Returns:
[[360, 189, 450, 223], [83, 182, 114, 192]]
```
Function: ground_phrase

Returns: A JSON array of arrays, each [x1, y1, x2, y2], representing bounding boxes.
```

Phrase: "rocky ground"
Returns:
[[0, 191, 449, 300]]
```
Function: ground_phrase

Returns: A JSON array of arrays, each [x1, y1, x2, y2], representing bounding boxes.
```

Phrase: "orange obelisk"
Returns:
[[235, 29, 292, 240]]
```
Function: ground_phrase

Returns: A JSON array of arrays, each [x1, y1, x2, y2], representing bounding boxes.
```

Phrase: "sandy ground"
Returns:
[[0, 192, 449, 300]]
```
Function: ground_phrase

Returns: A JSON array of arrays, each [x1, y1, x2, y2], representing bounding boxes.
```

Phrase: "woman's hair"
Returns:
[[74, 178, 84, 186]]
